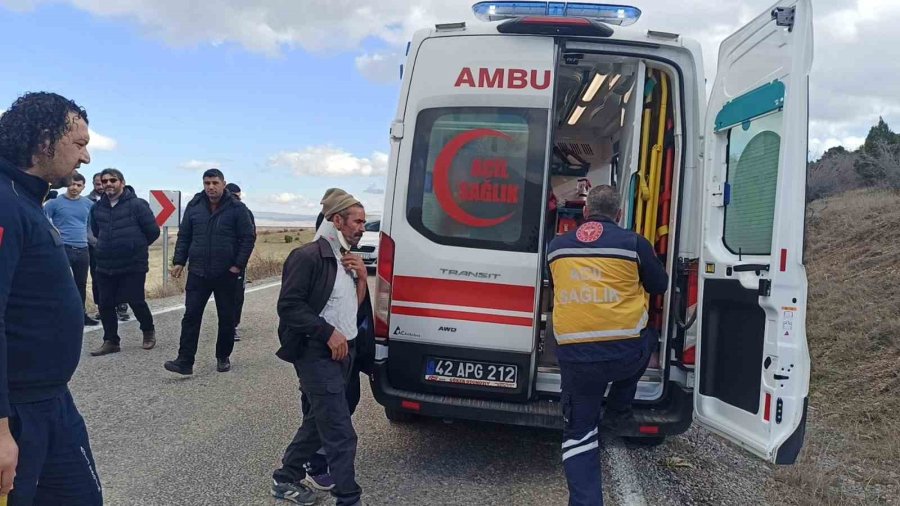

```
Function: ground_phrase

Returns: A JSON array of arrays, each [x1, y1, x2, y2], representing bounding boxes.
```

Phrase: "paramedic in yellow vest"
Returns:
[[547, 185, 668, 506]]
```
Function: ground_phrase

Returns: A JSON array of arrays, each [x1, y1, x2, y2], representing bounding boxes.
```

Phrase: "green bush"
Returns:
[[284, 235, 293, 243]]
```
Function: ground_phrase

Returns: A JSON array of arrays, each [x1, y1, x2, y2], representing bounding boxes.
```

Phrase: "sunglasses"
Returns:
[[101, 178, 119, 184]]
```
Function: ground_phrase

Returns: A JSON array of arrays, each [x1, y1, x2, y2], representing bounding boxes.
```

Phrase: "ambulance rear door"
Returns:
[[384, 31, 556, 399], [694, 0, 813, 464]]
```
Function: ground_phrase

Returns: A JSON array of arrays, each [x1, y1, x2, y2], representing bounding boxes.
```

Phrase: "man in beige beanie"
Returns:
[[271, 189, 374, 506], [315, 187, 349, 230]]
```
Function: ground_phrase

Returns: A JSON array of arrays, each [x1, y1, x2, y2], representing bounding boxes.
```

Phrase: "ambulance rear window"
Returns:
[[406, 107, 547, 252]]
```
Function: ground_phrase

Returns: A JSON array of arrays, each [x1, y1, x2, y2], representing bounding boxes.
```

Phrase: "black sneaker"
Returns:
[[217, 358, 231, 372], [164, 360, 193, 375], [84, 314, 100, 326], [117, 304, 130, 321], [270, 480, 316, 505], [233, 329, 241, 342]]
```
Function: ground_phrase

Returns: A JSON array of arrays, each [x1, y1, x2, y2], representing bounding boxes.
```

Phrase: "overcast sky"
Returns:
[[1, 0, 896, 216]]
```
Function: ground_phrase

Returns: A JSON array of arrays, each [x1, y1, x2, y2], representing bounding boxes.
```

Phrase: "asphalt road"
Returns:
[[72, 278, 775, 506]]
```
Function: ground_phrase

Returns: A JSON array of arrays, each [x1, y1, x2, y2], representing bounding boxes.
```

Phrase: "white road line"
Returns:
[[605, 438, 648, 506], [82, 281, 282, 334]]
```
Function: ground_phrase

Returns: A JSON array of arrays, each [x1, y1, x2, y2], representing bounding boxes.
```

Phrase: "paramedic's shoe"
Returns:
[[302, 472, 335, 491], [164, 359, 193, 375], [270, 480, 317, 505], [90, 341, 120, 356]]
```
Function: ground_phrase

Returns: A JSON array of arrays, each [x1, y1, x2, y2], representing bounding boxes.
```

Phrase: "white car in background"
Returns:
[[353, 219, 380, 269]]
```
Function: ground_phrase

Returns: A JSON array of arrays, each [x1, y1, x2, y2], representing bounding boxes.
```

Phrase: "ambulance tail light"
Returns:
[[374, 232, 395, 341], [681, 260, 699, 366], [682, 345, 696, 366]]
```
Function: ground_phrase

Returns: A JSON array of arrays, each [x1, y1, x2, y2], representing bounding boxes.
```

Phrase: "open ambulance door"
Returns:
[[694, 0, 813, 464]]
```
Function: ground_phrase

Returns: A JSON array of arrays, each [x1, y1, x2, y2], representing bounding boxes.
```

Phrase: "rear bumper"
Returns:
[[370, 360, 694, 435]]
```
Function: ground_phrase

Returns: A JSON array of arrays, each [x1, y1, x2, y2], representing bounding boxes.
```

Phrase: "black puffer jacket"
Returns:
[[90, 188, 161, 275], [173, 190, 255, 278]]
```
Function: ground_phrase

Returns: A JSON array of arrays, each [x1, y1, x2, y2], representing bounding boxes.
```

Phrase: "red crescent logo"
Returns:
[[433, 129, 516, 228]]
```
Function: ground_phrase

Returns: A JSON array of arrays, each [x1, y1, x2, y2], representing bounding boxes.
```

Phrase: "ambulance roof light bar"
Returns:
[[472, 2, 642, 27]]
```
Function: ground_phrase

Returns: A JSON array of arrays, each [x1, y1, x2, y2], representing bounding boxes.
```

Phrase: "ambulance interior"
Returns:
[[538, 54, 682, 402]]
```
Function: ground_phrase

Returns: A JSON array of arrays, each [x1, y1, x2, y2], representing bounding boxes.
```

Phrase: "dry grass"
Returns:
[[768, 189, 900, 505], [86, 227, 316, 305]]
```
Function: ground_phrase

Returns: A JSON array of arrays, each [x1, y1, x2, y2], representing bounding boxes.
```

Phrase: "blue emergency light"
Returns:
[[472, 1, 642, 26]]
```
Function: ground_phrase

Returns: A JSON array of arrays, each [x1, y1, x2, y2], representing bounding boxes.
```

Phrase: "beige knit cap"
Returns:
[[320, 188, 362, 219]]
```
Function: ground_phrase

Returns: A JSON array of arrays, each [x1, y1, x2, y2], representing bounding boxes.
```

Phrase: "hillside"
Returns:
[[771, 189, 900, 504]]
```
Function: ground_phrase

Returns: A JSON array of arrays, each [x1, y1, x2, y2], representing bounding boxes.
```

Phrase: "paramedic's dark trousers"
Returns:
[[8, 390, 103, 506], [558, 339, 652, 506], [273, 341, 361, 506], [176, 272, 239, 365]]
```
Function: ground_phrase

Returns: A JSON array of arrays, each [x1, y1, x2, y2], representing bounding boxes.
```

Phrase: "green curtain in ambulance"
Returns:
[[723, 112, 783, 256]]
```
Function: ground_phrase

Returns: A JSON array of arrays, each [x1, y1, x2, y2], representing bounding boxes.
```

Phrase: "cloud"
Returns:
[[271, 192, 307, 204], [6, 0, 900, 148], [88, 129, 117, 151], [364, 182, 385, 194], [355, 52, 402, 84], [267, 192, 319, 213], [178, 159, 221, 171], [268, 146, 388, 177]]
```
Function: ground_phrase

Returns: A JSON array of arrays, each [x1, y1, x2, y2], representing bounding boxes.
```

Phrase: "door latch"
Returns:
[[758, 279, 772, 297], [771, 6, 795, 31]]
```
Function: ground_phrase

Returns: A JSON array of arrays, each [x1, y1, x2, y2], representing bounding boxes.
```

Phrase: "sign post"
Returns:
[[149, 190, 182, 290]]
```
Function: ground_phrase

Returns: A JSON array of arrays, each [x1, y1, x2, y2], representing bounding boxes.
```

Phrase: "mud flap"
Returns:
[[775, 397, 808, 465]]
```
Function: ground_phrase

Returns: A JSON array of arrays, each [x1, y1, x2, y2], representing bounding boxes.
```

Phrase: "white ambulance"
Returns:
[[370, 0, 812, 464]]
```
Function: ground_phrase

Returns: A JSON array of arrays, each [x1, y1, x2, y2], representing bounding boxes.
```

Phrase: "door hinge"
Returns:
[[771, 6, 795, 32], [390, 120, 404, 140]]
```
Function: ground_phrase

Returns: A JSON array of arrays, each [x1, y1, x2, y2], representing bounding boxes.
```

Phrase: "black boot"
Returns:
[[164, 359, 193, 375]]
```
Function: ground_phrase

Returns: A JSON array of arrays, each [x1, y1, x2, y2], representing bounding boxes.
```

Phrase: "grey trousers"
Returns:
[[273, 341, 361, 506]]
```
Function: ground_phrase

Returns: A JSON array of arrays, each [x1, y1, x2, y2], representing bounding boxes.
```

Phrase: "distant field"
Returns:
[[769, 189, 900, 504], [85, 227, 315, 310]]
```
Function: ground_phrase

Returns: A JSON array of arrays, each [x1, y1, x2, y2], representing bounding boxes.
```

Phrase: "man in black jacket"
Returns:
[[165, 169, 255, 375], [87, 172, 131, 323], [0, 92, 103, 504], [224, 182, 254, 342], [89, 168, 161, 355], [270, 189, 373, 506]]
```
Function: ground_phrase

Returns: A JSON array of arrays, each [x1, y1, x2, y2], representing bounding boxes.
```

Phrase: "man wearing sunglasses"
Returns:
[[88, 168, 160, 355]]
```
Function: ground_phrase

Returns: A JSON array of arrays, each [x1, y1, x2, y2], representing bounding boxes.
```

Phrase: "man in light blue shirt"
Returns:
[[44, 172, 98, 325]]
